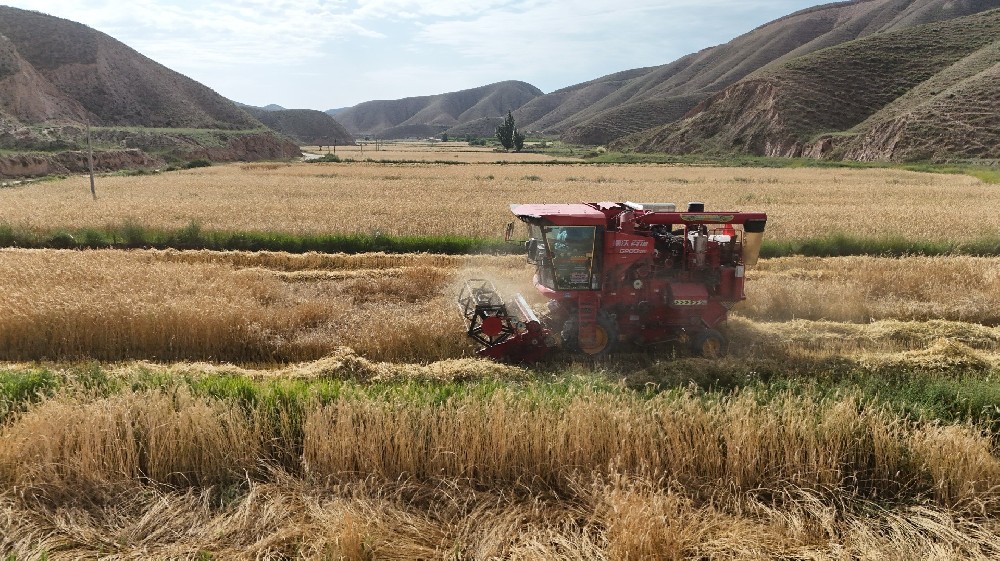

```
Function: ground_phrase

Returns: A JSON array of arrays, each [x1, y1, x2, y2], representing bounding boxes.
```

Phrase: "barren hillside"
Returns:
[[840, 38, 1000, 160], [0, 7, 258, 129], [518, 0, 999, 145], [244, 107, 355, 146], [0, 6, 303, 174], [627, 8, 1000, 162]]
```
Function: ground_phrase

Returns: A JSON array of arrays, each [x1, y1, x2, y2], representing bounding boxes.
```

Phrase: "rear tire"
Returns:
[[691, 329, 727, 358]]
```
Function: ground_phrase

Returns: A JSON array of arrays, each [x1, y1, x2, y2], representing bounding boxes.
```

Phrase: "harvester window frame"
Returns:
[[538, 225, 602, 291]]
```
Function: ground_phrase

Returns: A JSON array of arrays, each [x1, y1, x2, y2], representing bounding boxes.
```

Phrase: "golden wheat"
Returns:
[[743, 255, 1000, 323], [2, 248, 999, 363], [1, 162, 994, 240], [3, 149, 998, 558], [4, 477, 998, 559], [6, 388, 994, 503], [1, 387, 998, 558]]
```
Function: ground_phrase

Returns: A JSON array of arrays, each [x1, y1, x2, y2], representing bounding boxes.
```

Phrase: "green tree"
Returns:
[[513, 130, 525, 152], [495, 110, 518, 151]]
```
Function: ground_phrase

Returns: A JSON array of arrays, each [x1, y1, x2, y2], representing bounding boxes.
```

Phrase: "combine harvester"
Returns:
[[458, 201, 767, 361]]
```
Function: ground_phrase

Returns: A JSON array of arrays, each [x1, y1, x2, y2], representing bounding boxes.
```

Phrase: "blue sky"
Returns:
[[7, 1, 823, 110]]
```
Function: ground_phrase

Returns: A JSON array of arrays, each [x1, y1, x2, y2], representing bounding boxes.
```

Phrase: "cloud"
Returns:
[[4, 0, 822, 107], [7, 0, 387, 66]]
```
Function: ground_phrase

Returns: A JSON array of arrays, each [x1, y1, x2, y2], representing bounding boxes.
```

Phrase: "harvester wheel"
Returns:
[[563, 312, 618, 358], [691, 329, 728, 358]]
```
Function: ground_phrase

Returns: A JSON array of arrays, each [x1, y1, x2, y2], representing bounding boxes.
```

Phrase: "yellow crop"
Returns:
[[1, 162, 994, 241]]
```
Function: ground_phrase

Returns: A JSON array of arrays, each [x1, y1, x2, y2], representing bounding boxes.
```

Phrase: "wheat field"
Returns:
[[2, 154, 999, 558], [1, 248, 998, 363], [1, 161, 995, 241], [2, 384, 998, 559]]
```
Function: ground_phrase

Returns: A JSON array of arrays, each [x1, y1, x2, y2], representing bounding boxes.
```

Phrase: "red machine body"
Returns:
[[460, 201, 767, 361]]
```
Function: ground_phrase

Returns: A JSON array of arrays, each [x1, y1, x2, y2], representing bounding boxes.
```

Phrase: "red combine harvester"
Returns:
[[458, 201, 767, 361]]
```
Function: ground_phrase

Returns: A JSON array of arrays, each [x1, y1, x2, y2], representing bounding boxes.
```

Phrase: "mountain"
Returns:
[[626, 7, 1000, 162], [516, 0, 1000, 145], [327, 0, 996, 152], [243, 106, 354, 145], [0, 6, 299, 175], [0, 7, 259, 129], [332, 81, 542, 138]]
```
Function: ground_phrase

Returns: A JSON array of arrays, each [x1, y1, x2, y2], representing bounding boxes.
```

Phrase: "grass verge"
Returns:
[[3, 358, 997, 435], [1, 221, 997, 257], [0, 221, 511, 254]]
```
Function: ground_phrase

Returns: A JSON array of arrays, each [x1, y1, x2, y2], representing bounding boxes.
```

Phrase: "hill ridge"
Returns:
[[514, 0, 999, 145], [625, 7, 1000, 162], [331, 80, 542, 138]]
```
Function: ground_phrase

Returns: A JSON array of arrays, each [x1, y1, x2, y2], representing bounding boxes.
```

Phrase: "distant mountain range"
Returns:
[[330, 81, 542, 139], [328, 0, 1000, 162], [2, 0, 998, 173], [242, 106, 354, 146]]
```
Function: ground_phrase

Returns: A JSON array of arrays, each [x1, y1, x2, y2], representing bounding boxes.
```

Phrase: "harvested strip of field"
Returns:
[[2, 249, 999, 363], [1, 163, 995, 242], [3, 477, 998, 559]]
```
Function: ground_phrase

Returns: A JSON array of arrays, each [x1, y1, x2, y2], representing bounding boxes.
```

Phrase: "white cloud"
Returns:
[[3, 0, 824, 107], [8, 0, 387, 65]]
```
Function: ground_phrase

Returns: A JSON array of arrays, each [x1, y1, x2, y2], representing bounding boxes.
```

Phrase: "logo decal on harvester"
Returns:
[[614, 238, 650, 254], [680, 214, 734, 222], [673, 299, 708, 306]]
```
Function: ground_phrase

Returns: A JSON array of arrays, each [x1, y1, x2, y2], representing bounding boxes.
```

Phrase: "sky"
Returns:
[[6, 0, 824, 110]]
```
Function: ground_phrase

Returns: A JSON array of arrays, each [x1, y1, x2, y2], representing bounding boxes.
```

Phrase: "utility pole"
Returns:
[[86, 121, 96, 200]]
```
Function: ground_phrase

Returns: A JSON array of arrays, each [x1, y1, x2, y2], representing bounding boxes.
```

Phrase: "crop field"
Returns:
[[1, 157, 997, 244], [1, 151, 999, 559]]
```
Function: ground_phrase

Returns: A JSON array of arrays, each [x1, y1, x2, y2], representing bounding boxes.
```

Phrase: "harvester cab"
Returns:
[[459, 201, 767, 362]]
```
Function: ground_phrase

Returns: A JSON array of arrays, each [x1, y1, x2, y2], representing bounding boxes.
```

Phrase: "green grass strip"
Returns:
[[760, 233, 1000, 258], [0, 222, 997, 257], [3, 360, 998, 433], [0, 222, 514, 255]]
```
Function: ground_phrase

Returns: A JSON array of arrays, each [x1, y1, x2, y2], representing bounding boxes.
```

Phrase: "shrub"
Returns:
[[47, 230, 76, 249], [309, 154, 341, 163]]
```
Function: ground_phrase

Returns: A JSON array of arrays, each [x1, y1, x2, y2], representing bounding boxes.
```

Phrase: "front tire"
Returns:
[[562, 311, 618, 358]]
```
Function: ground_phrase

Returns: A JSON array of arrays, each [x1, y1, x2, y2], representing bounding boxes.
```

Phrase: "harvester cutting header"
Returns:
[[459, 201, 767, 362]]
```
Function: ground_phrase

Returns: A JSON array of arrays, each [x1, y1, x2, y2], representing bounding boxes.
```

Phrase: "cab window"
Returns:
[[544, 226, 598, 290]]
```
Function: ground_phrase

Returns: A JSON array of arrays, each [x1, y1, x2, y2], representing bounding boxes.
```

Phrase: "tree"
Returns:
[[513, 130, 525, 152], [495, 110, 520, 151]]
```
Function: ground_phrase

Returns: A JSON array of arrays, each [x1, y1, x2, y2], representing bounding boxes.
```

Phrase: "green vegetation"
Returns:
[[183, 158, 212, 169], [0, 221, 513, 254], [2, 356, 997, 435], [494, 111, 525, 152], [760, 233, 1000, 258], [307, 153, 341, 163], [1, 221, 998, 257], [0, 368, 58, 422]]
